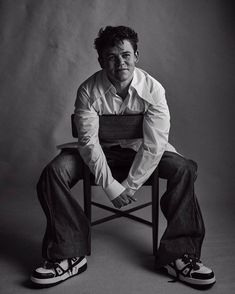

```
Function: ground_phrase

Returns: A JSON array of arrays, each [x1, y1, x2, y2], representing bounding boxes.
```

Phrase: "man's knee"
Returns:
[[37, 156, 70, 190], [176, 157, 198, 180], [37, 151, 83, 193]]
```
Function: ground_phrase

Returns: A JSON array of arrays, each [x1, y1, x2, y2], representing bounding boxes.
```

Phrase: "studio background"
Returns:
[[0, 0, 234, 293]]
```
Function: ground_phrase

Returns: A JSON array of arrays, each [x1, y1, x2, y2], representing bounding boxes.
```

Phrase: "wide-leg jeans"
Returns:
[[36, 147, 205, 267]]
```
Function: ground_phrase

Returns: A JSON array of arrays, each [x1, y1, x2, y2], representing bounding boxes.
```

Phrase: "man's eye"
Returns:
[[122, 54, 130, 59], [107, 56, 115, 61]]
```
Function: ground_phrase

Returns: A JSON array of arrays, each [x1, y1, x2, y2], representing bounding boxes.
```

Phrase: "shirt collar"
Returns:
[[130, 68, 156, 105], [95, 68, 156, 105]]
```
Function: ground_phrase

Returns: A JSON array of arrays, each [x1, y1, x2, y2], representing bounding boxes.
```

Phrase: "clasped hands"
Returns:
[[111, 190, 137, 209]]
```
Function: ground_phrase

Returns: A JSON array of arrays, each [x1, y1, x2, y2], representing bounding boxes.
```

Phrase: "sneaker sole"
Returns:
[[165, 265, 216, 286], [30, 258, 87, 286]]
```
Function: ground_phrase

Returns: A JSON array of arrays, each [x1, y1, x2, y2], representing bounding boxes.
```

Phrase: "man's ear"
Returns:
[[135, 50, 139, 64], [98, 56, 104, 69]]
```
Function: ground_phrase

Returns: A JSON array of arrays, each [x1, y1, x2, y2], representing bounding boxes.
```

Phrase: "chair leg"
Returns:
[[83, 163, 92, 255], [83, 163, 92, 221], [152, 168, 159, 257]]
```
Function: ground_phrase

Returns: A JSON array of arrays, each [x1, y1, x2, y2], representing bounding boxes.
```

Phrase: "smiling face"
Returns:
[[99, 39, 139, 86]]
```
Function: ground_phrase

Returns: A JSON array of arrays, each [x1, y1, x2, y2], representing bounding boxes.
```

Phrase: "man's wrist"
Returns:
[[121, 179, 136, 196], [104, 179, 125, 201]]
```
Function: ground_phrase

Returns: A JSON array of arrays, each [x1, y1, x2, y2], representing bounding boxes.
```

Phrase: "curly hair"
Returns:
[[94, 26, 139, 57]]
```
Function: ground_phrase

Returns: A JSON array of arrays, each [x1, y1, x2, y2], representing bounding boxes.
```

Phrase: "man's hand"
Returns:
[[111, 190, 137, 209]]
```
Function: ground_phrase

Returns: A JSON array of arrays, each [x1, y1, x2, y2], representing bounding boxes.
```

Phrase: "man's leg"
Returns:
[[31, 149, 90, 286], [36, 148, 90, 261], [155, 151, 204, 267], [155, 151, 215, 286]]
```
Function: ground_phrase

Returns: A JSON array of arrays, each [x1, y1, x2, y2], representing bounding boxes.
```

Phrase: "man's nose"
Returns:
[[116, 56, 125, 66]]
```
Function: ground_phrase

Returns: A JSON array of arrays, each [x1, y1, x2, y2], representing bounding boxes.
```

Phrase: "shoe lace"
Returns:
[[43, 260, 59, 269], [182, 254, 200, 270]]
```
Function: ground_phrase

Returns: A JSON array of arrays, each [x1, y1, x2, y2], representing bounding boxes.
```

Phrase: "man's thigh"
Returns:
[[158, 151, 198, 180]]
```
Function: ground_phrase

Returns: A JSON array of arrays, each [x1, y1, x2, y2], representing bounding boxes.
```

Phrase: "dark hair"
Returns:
[[94, 26, 139, 57]]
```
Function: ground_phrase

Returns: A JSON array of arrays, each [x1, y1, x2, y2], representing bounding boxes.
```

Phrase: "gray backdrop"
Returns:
[[0, 0, 234, 206]]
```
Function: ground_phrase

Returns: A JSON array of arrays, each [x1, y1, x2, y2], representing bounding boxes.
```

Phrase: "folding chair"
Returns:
[[71, 114, 159, 256]]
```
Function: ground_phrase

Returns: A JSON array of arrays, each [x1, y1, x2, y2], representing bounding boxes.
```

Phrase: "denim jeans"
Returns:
[[37, 147, 205, 267]]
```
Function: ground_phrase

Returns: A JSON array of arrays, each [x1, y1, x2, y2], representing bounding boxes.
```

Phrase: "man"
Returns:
[[31, 26, 215, 288]]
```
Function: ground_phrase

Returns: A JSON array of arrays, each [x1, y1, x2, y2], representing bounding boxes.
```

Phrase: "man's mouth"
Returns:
[[116, 68, 128, 72]]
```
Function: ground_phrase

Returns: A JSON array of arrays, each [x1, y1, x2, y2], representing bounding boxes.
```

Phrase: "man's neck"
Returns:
[[110, 77, 133, 100], [115, 82, 130, 100]]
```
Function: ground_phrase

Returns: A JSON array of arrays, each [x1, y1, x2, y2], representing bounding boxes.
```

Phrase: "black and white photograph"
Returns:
[[0, 1, 234, 293]]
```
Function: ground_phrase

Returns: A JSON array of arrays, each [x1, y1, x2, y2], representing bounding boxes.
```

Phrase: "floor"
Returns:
[[1, 184, 235, 294]]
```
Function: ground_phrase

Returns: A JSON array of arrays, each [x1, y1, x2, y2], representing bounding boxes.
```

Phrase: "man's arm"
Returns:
[[122, 85, 170, 195], [74, 86, 126, 201]]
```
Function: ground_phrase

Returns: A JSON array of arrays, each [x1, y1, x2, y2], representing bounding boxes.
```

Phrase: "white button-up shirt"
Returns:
[[74, 67, 177, 200]]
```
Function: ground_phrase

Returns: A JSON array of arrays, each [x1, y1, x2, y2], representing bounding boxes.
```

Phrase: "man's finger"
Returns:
[[128, 195, 137, 202], [120, 195, 129, 204]]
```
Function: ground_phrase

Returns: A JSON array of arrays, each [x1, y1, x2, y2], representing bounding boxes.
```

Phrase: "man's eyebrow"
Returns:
[[106, 50, 131, 56]]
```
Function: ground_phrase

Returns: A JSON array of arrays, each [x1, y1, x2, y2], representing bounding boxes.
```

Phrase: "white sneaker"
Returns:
[[164, 254, 216, 286], [30, 256, 87, 286]]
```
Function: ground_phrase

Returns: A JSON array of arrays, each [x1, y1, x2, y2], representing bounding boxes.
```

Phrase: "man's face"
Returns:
[[99, 39, 139, 85]]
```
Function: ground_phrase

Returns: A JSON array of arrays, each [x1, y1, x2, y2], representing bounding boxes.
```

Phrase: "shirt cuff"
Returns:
[[104, 179, 126, 201], [121, 179, 137, 196]]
